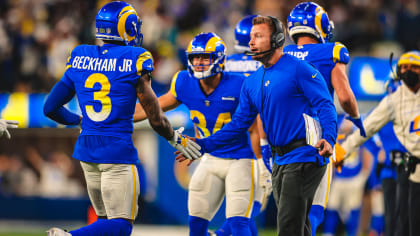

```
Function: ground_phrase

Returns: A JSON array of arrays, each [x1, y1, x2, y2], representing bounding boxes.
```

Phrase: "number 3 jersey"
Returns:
[[170, 71, 254, 159], [61, 43, 153, 164]]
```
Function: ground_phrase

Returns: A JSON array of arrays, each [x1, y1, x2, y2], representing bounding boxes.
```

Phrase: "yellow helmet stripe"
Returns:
[[117, 8, 137, 41], [205, 36, 224, 52], [314, 7, 326, 39], [186, 40, 193, 53], [398, 51, 420, 66], [118, 6, 138, 18]]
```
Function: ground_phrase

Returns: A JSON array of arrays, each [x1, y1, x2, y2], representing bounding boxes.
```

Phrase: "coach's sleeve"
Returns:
[[197, 79, 259, 153], [297, 62, 337, 147]]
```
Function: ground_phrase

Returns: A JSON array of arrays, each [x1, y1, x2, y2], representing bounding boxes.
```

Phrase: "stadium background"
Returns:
[[0, 0, 419, 235]]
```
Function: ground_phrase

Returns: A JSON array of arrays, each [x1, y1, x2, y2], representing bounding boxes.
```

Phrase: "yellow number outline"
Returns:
[[190, 110, 231, 137], [84, 73, 112, 122]]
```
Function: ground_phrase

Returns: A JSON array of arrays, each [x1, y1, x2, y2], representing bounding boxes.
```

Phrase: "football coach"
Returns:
[[177, 16, 337, 236]]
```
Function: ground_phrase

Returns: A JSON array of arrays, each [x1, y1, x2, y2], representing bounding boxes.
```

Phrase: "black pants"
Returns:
[[272, 162, 326, 236], [409, 180, 420, 236], [382, 178, 396, 236], [394, 166, 410, 236]]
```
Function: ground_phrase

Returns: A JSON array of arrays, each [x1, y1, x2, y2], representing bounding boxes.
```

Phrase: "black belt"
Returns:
[[272, 139, 307, 157], [390, 150, 406, 166]]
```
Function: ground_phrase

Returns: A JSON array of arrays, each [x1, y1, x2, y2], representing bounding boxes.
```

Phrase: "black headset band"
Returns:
[[267, 16, 285, 49]]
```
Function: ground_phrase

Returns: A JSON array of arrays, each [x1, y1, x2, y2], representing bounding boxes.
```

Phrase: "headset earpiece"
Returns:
[[268, 16, 285, 49]]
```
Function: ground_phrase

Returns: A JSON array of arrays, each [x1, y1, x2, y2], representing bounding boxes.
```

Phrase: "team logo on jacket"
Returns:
[[409, 115, 420, 136], [221, 96, 235, 101]]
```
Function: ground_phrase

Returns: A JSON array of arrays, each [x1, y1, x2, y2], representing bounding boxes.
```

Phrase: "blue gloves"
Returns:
[[346, 115, 366, 137], [260, 139, 273, 173]]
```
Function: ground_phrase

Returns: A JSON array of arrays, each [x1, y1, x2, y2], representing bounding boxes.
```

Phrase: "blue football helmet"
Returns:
[[186, 32, 226, 80], [288, 2, 334, 43], [234, 15, 257, 52], [96, 1, 143, 47]]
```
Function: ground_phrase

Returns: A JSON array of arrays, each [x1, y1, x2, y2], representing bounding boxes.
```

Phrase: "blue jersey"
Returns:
[[225, 53, 261, 77], [61, 43, 154, 164], [198, 54, 337, 165], [284, 42, 350, 97], [169, 70, 254, 159]]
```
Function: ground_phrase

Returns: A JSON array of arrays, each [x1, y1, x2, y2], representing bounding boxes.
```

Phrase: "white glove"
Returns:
[[257, 158, 272, 196], [0, 119, 18, 139], [168, 127, 202, 160]]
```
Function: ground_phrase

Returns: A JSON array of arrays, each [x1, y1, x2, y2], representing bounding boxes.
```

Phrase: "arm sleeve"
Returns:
[[169, 71, 181, 99], [136, 51, 154, 76], [332, 42, 350, 64], [43, 80, 80, 125], [297, 62, 337, 147], [342, 96, 392, 157], [197, 81, 259, 153]]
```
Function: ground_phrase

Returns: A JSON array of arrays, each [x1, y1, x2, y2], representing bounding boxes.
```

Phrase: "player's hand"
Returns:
[[315, 139, 333, 157], [257, 158, 272, 196], [174, 150, 195, 166], [333, 142, 346, 173], [345, 115, 366, 137], [260, 142, 273, 173], [333, 134, 346, 173], [168, 127, 202, 161], [0, 119, 19, 139]]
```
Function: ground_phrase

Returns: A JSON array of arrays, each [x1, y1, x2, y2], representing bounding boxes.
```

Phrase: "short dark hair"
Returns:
[[252, 16, 275, 34]]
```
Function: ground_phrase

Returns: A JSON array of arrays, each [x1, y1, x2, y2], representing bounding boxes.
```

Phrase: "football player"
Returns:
[[280, 2, 366, 234], [215, 15, 270, 236], [43, 2, 201, 236], [134, 32, 256, 236], [323, 118, 377, 236]]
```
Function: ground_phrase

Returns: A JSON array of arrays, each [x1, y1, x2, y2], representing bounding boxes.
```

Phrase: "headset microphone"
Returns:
[[389, 52, 399, 80], [244, 48, 274, 56]]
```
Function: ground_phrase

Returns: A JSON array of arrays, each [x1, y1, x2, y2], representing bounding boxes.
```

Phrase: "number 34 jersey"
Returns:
[[170, 71, 254, 159], [61, 43, 153, 164]]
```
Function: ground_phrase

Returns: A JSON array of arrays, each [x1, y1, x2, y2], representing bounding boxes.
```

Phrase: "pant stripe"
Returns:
[[324, 161, 332, 209], [131, 165, 136, 219], [245, 159, 255, 217]]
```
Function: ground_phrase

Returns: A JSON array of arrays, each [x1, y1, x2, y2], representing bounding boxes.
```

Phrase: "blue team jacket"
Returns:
[[197, 53, 337, 166]]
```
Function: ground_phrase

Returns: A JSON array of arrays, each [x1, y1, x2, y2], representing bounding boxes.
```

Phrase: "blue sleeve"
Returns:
[[43, 80, 81, 125], [197, 81, 258, 153], [297, 62, 337, 146]]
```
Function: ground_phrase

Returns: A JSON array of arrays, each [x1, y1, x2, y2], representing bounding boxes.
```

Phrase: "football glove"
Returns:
[[345, 115, 366, 137], [333, 134, 346, 173], [260, 139, 273, 173], [168, 127, 202, 161], [257, 158, 272, 196], [0, 119, 18, 139]]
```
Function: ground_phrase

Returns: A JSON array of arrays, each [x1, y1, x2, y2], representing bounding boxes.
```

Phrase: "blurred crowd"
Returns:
[[0, 0, 418, 94], [0, 146, 86, 198]]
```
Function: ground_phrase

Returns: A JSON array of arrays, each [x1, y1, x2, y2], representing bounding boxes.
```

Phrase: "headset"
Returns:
[[245, 16, 285, 56], [268, 16, 285, 49]]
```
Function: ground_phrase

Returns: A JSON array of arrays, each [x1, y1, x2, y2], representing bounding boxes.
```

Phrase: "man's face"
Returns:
[[400, 64, 420, 75], [249, 23, 272, 60], [191, 54, 212, 72]]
